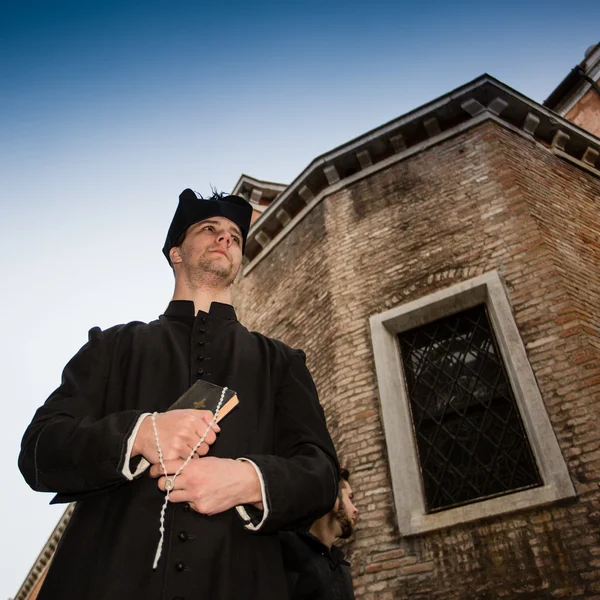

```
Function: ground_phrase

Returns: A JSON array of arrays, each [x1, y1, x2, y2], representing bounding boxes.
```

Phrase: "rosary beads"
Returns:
[[150, 386, 228, 569]]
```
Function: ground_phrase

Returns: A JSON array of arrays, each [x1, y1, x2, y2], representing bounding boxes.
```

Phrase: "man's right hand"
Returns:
[[132, 410, 220, 464]]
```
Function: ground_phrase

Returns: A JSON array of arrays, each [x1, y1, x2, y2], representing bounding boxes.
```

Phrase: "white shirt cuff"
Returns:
[[122, 413, 151, 480], [235, 458, 269, 531]]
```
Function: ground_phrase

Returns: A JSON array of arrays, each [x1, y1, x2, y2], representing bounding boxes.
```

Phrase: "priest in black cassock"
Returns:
[[19, 188, 339, 600]]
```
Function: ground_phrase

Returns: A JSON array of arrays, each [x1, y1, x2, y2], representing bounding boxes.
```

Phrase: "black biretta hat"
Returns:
[[162, 188, 253, 264]]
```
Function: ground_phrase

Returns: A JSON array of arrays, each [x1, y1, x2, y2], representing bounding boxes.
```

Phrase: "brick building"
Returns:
[[15, 45, 600, 599], [544, 43, 600, 137]]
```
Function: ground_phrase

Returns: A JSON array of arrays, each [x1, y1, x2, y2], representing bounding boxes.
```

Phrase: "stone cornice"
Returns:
[[241, 74, 600, 275], [232, 174, 286, 207], [13, 505, 74, 600]]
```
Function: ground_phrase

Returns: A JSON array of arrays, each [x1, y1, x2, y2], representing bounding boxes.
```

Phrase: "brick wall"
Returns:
[[235, 120, 600, 599], [565, 88, 600, 137]]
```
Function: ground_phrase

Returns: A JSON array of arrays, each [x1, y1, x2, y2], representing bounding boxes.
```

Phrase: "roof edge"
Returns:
[[240, 73, 600, 271]]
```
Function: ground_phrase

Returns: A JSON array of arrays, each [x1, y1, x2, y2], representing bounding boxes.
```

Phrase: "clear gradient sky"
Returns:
[[1, 0, 598, 594]]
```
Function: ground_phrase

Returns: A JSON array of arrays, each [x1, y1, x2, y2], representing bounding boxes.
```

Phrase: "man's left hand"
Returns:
[[149, 456, 263, 515]]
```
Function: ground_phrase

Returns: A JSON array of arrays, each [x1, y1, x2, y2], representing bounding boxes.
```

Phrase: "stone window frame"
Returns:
[[369, 271, 576, 536]]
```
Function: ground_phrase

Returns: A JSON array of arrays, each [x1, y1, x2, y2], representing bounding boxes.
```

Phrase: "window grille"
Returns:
[[397, 304, 542, 512]]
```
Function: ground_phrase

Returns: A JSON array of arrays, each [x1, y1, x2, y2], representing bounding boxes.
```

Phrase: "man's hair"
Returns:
[[173, 230, 186, 249], [337, 468, 350, 501], [339, 468, 349, 483]]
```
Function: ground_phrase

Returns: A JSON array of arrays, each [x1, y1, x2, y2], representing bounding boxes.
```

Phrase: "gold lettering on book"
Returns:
[[192, 398, 207, 409]]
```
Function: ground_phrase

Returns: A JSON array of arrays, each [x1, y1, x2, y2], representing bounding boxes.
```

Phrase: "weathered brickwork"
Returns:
[[565, 88, 600, 137], [235, 119, 600, 599]]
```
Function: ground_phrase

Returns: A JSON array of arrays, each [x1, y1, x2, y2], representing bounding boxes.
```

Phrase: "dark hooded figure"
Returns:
[[280, 468, 358, 600], [19, 188, 339, 600]]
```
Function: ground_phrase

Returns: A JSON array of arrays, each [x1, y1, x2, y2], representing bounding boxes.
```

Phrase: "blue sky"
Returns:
[[1, 0, 598, 594]]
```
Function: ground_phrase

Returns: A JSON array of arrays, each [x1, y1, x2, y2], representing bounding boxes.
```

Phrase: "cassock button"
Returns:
[[178, 531, 188, 541], [201, 316, 207, 323], [175, 561, 186, 572], [198, 356, 204, 361], [197, 368, 204, 375], [183, 503, 191, 512], [199, 328, 206, 334], [198, 341, 205, 346]]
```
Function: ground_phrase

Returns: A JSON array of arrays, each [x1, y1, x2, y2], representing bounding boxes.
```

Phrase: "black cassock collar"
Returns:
[[297, 532, 350, 569], [163, 300, 238, 322]]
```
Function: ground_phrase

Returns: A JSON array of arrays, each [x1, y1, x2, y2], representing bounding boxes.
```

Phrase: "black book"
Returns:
[[168, 380, 239, 423]]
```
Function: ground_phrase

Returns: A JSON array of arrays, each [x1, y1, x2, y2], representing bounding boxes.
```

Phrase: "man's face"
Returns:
[[172, 216, 244, 286], [334, 481, 358, 539]]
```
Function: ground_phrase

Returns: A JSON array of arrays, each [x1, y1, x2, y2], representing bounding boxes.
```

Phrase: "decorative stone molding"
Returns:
[[323, 165, 340, 185], [583, 146, 599, 165], [249, 189, 263, 204], [461, 98, 485, 117], [552, 130, 570, 151], [488, 97, 509, 116], [275, 208, 292, 226], [369, 272, 576, 536], [423, 117, 441, 137], [523, 112, 540, 135], [356, 150, 373, 169], [240, 75, 600, 274], [232, 174, 286, 207], [255, 230, 271, 248], [298, 185, 314, 203], [389, 133, 406, 152]]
